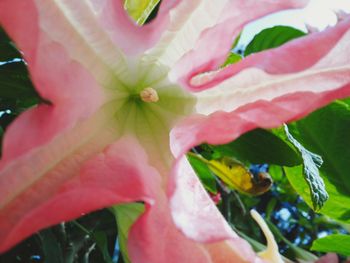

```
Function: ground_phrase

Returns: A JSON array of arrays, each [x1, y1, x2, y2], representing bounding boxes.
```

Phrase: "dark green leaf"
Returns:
[[311, 234, 350, 256], [110, 203, 144, 263], [213, 128, 301, 166], [0, 28, 22, 61], [187, 154, 217, 193], [93, 232, 113, 263], [0, 43, 21, 62], [244, 26, 306, 56], [0, 61, 39, 99], [283, 125, 328, 211]]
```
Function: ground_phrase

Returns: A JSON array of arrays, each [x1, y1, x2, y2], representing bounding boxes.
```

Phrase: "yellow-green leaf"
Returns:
[[110, 203, 145, 263], [124, 0, 160, 25]]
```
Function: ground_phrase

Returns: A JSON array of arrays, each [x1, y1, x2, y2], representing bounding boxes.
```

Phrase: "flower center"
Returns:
[[140, 87, 159, 103]]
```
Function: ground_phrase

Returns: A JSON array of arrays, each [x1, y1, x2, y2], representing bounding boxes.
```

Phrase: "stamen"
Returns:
[[250, 210, 284, 263], [140, 87, 159, 103]]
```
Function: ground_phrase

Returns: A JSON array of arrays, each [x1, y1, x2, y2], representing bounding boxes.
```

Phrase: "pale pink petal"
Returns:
[[204, 241, 265, 263], [129, 191, 211, 263], [173, 17, 350, 94], [170, 83, 350, 158], [168, 77, 350, 259], [0, 0, 128, 164], [2, 1, 344, 262], [0, 0, 131, 89], [0, 0, 129, 252], [174, 17, 350, 114], [169, 156, 236, 242], [191, 19, 350, 116], [167, 156, 262, 263], [90, 0, 185, 55], [145, 0, 306, 68], [0, 137, 160, 252], [169, 18, 350, 157], [0, 132, 263, 263], [130, 189, 265, 263], [0, 114, 119, 251]]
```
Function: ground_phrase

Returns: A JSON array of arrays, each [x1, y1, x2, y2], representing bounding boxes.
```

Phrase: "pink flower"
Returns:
[[0, 1, 349, 262], [209, 192, 222, 205]]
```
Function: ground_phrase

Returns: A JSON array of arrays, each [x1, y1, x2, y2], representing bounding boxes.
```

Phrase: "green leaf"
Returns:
[[311, 234, 350, 256], [283, 125, 328, 211], [286, 101, 350, 222], [124, 0, 160, 25], [93, 232, 113, 263], [0, 28, 22, 61], [285, 165, 350, 223], [110, 203, 144, 263], [187, 153, 217, 193], [212, 128, 301, 166], [244, 26, 306, 56], [0, 62, 39, 99]]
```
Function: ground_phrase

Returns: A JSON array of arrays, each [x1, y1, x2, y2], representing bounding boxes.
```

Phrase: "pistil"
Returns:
[[140, 87, 159, 103]]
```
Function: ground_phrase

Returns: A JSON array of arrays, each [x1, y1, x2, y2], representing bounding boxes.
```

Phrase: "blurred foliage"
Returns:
[[0, 209, 122, 263], [311, 234, 350, 256], [1, 6, 350, 263]]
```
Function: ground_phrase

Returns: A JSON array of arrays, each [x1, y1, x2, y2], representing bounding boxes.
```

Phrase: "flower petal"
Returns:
[[128, 191, 212, 263], [170, 83, 350, 158], [146, 0, 306, 69], [130, 191, 264, 263], [0, 0, 133, 163], [0, 132, 263, 262], [170, 18, 350, 156], [0, 107, 119, 251], [167, 156, 262, 262], [315, 253, 339, 263], [192, 19, 350, 115], [0, 0, 133, 91], [0, 136, 162, 252], [89, 0, 181, 55], [168, 72, 350, 261]]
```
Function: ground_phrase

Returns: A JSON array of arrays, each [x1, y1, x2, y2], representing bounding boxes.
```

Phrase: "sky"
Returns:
[[238, 0, 350, 47]]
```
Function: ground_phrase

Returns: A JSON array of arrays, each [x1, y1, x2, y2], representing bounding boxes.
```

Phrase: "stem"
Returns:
[[232, 190, 247, 215], [71, 220, 92, 236], [83, 243, 96, 263], [220, 189, 231, 221]]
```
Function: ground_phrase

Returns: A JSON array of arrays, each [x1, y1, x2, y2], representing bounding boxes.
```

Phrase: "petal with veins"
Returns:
[[0, 0, 350, 262], [147, 0, 306, 69], [192, 19, 350, 115]]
